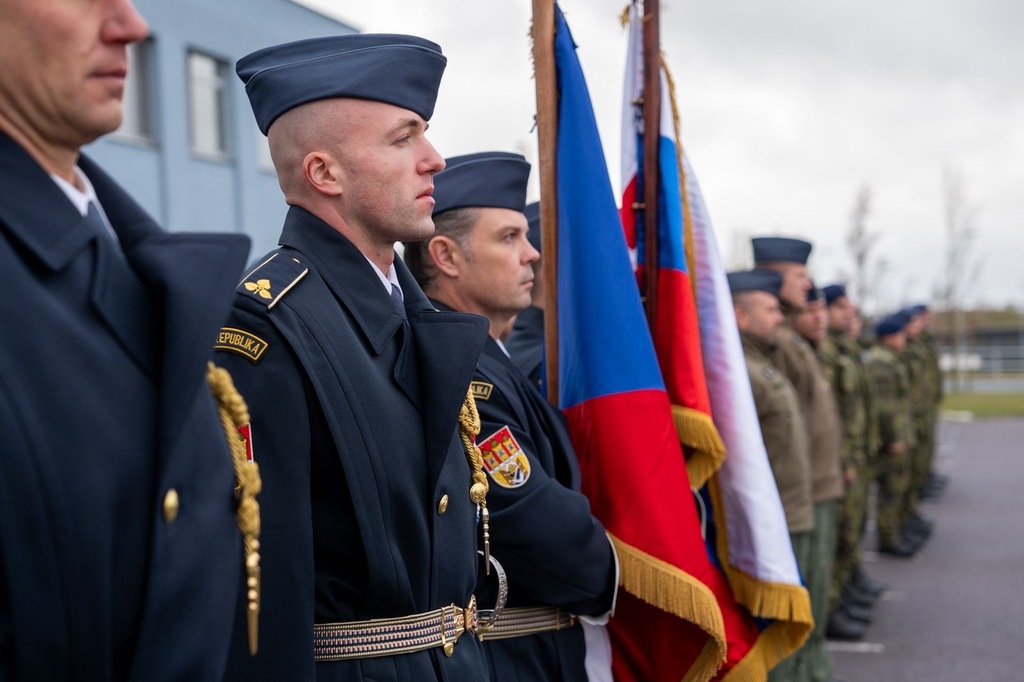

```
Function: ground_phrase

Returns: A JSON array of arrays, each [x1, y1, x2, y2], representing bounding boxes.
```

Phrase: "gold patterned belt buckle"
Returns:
[[443, 596, 477, 657]]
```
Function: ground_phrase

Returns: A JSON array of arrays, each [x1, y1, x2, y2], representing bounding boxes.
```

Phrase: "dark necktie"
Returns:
[[83, 201, 156, 375], [391, 283, 407, 321]]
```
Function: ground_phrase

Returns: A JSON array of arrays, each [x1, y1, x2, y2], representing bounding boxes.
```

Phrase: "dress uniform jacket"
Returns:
[[0, 132, 250, 681], [504, 305, 545, 390], [215, 206, 490, 682], [460, 334, 616, 682], [741, 333, 814, 533], [771, 315, 844, 504]]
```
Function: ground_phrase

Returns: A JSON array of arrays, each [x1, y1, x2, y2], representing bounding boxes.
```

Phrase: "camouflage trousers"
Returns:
[[907, 412, 938, 510], [769, 530, 814, 682], [876, 447, 911, 547], [770, 503, 838, 682], [831, 468, 869, 608]]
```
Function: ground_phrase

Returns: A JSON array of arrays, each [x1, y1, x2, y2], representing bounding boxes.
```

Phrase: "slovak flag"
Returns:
[[620, 3, 814, 676], [618, 2, 725, 490]]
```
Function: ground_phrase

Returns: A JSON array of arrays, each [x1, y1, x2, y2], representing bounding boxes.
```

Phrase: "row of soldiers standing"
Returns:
[[728, 237, 945, 682]]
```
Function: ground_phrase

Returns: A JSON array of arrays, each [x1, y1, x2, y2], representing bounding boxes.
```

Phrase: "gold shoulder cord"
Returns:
[[458, 388, 491, 574], [207, 362, 262, 655]]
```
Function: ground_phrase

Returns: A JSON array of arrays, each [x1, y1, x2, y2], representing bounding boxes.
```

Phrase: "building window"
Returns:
[[187, 50, 230, 158], [255, 125, 275, 170], [116, 39, 154, 141]]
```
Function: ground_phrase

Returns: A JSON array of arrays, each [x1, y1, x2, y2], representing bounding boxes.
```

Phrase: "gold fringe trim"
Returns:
[[706, 477, 814, 677], [207, 362, 262, 655], [611, 535, 726, 682], [673, 405, 727, 488]]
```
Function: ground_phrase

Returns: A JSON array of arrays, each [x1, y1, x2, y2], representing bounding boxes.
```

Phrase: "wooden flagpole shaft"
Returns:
[[532, 0, 560, 407], [642, 0, 661, 331]]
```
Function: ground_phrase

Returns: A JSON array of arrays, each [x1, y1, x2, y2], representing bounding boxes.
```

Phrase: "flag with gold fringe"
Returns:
[[618, 4, 725, 490], [619, 3, 814, 678], [547, 4, 740, 679]]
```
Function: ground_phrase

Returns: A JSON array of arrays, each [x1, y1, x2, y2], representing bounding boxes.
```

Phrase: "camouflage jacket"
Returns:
[[820, 332, 868, 470], [863, 344, 915, 452]]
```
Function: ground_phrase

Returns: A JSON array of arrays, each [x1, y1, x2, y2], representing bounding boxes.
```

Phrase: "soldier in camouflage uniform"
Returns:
[[916, 305, 948, 498], [899, 306, 935, 549], [864, 313, 918, 557], [819, 285, 885, 641], [728, 269, 815, 682], [753, 238, 843, 682]]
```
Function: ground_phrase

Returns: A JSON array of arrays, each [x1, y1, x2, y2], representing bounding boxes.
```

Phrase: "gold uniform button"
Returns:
[[437, 494, 449, 515], [163, 488, 180, 523]]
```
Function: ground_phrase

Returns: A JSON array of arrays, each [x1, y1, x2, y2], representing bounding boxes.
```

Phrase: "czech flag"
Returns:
[[553, 5, 729, 680]]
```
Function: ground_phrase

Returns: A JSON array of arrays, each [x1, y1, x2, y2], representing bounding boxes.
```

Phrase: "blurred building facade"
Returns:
[[933, 308, 1024, 375], [85, 0, 355, 261]]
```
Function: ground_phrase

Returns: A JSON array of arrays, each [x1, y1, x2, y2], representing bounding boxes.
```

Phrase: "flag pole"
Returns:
[[642, 0, 661, 331], [532, 0, 560, 407]]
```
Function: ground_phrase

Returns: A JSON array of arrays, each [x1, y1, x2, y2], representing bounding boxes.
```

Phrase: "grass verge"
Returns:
[[941, 393, 1024, 419]]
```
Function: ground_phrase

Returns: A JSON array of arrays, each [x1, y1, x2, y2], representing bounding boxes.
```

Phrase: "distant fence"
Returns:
[[939, 344, 1024, 375]]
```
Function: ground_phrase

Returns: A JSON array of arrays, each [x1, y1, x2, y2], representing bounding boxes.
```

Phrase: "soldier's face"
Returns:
[[778, 263, 811, 307], [0, 0, 148, 151], [454, 207, 538, 324], [827, 296, 855, 332], [737, 291, 784, 341], [794, 300, 827, 343], [885, 331, 907, 352], [331, 100, 445, 244]]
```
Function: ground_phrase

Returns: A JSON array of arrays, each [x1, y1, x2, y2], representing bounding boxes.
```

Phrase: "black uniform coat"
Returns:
[[469, 335, 616, 682], [504, 305, 544, 389], [0, 132, 250, 681], [215, 207, 490, 682]]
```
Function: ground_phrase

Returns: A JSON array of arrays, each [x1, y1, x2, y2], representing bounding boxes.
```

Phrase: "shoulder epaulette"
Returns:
[[236, 252, 309, 310]]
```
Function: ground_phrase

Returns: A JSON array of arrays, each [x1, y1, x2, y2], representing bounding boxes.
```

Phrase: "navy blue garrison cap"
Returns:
[[806, 281, 822, 303], [905, 303, 928, 316], [237, 34, 447, 135], [432, 151, 531, 216], [752, 237, 813, 265], [727, 269, 783, 297], [822, 284, 847, 305], [524, 201, 541, 252], [874, 312, 909, 337]]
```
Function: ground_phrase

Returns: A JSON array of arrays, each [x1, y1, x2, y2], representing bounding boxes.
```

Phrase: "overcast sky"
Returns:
[[296, 0, 1023, 312]]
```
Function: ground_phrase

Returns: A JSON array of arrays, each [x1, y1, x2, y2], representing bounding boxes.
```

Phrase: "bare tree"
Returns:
[[846, 184, 880, 311], [939, 167, 983, 391], [726, 227, 752, 271]]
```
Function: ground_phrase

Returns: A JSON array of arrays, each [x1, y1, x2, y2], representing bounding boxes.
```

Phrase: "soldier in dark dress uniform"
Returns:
[[215, 36, 494, 681], [404, 152, 617, 682], [0, 1, 252, 679], [504, 201, 545, 389]]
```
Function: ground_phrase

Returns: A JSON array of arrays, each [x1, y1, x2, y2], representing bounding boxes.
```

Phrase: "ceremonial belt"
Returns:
[[476, 606, 578, 641], [313, 597, 478, 661]]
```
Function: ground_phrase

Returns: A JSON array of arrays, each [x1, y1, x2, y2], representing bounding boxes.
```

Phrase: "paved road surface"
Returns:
[[831, 418, 1024, 682]]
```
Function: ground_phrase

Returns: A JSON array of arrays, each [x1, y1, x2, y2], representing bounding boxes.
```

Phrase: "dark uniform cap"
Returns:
[[751, 237, 813, 265], [237, 34, 447, 135], [524, 201, 541, 252], [874, 312, 909, 337], [899, 306, 918, 319], [822, 283, 847, 305], [727, 269, 783, 297], [806, 281, 822, 303], [908, 303, 928, 315], [432, 151, 531, 216]]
